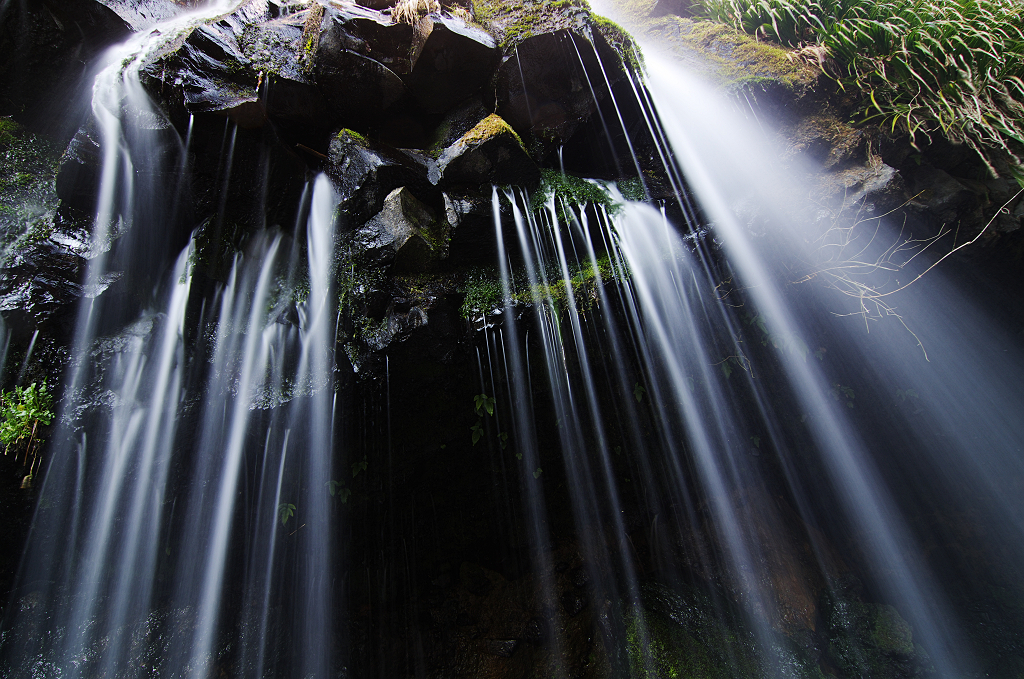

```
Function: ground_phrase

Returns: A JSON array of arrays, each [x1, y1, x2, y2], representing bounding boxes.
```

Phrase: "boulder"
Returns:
[[0, 0, 130, 136], [437, 114, 540, 189], [407, 15, 500, 114], [305, 3, 412, 128], [239, 14, 329, 138], [327, 130, 440, 230], [55, 127, 103, 214], [0, 236, 86, 335], [305, 3, 414, 76], [428, 98, 491, 155], [143, 22, 264, 128], [906, 165, 977, 225], [819, 161, 906, 219], [443, 192, 497, 264], [354, 187, 448, 272], [495, 29, 625, 155]]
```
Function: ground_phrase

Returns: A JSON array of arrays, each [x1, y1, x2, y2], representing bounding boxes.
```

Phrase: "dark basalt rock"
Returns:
[[326, 130, 439, 229], [306, 3, 414, 76], [353, 187, 448, 272], [407, 15, 500, 115], [437, 114, 540, 189], [820, 161, 905, 219], [481, 638, 518, 657], [0, 237, 86, 335], [312, 49, 407, 130], [94, 0, 184, 30], [495, 29, 626, 157], [305, 4, 412, 129], [428, 97, 491, 154], [143, 22, 263, 128], [443, 191, 497, 264], [561, 590, 587, 617], [0, 0, 130, 138], [55, 127, 103, 214], [239, 14, 330, 139]]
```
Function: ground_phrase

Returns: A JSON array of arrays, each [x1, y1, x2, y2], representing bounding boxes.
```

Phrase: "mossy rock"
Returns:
[[0, 118, 62, 264], [824, 598, 921, 679], [627, 609, 731, 679], [606, 0, 816, 94], [531, 168, 619, 215], [458, 252, 620, 317], [471, 0, 592, 50], [437, 114, 540, 188], [470, 0, 638, 65]]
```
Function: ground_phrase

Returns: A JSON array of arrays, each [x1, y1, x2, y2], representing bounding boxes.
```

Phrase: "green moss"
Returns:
[[458, 114, 525, 150], [666, 18, 812, 90], [627, 613, 723, 678], [458, 255, 622, 317], [604, 3, 815, 93], [238, 24, 302, 79], [618, 176, 647, 202], [531, 169, 619, 214], [590, 12, 644, 71], [337, 128, 370, 147], [459, 267, 505, 317], [0, 118, 18, 146], [0, 120, 63, 263], [471, 0, 592, 49]]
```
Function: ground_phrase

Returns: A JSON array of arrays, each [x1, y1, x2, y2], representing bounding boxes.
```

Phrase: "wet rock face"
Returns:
[[443, 191, 498, 264], [240, 14, 330, 138], [0, 0, 130, 136], [496, 29, 624, 156], [408, 15, 500, 114], [438, 114, 540, 189], [327, 130, 440, 230], [354, 186, 448, 272], [306, 5, 410, 129], [0, 239, 85, 336]]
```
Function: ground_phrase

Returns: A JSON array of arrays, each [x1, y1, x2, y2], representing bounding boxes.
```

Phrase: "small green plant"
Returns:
[[471, 394, 501, 447], [278, 502, 296, 526], [474, 393, 496, 417], [328, 479, 352, 503], [351, 457, 368, 478], [694, 0, 1024, 176], [633, 382, 647, 403], [894, 387, 919, 403], [1, 381, 55, 488], [533, 467, 543, 479], [717, 354, 750, 379], [830, 383, 856, 408], [327, 477, 352, 503]]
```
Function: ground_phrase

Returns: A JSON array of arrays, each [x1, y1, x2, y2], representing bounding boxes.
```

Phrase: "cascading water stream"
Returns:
[[635, 52, 979, 674], [2, 0, 1023, 675], [0, 2, 342, 674]]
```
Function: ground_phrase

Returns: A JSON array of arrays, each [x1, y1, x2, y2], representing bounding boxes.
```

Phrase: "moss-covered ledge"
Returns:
[[606, 0, 817, 94], [471, 0, 639, 68]]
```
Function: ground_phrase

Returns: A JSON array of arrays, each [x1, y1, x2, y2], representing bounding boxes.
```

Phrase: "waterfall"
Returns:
[[2, 0, 1022, 677]]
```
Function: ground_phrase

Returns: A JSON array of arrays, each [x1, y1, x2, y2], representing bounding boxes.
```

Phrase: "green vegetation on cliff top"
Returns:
[[689, 0, 1024, 177], [471, 0, 638, 64]]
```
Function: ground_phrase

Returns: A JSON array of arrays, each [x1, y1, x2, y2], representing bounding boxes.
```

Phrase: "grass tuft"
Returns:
[[693, 0, 1024, 177]]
